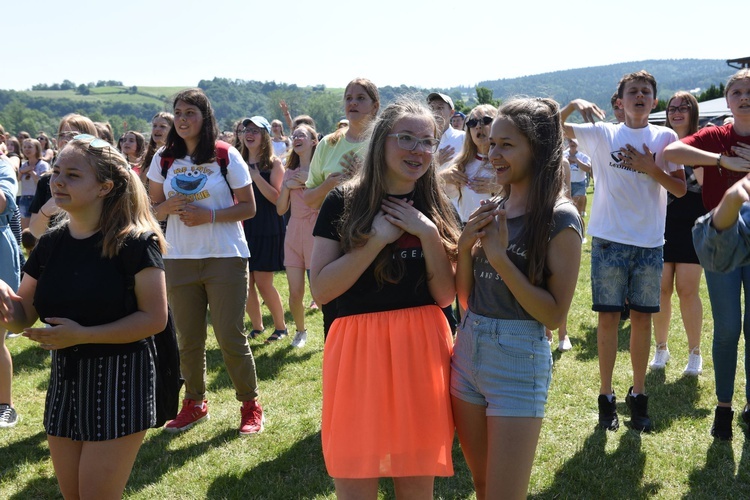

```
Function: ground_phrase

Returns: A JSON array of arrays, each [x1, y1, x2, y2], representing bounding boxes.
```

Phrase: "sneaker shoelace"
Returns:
[[0, 405, 14, 422]]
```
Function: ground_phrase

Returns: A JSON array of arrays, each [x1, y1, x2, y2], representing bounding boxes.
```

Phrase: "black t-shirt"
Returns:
[[24, 227, 164, 330], [313, 187, 439, 318], [29, 174, 52, 214]]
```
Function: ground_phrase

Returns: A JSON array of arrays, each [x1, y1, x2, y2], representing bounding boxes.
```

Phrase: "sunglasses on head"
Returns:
[[466, 116, 493, 129]]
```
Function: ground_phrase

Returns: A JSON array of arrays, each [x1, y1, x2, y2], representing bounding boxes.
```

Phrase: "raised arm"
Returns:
[[560, 99, 606, 139]]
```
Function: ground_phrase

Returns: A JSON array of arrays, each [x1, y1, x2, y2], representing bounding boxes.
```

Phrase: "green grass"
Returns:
[[2, 204, 750, 498], [22, 86, 189, 105]]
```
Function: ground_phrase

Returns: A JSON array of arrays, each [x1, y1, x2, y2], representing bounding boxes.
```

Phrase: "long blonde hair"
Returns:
[[59, 136, 166, 258]]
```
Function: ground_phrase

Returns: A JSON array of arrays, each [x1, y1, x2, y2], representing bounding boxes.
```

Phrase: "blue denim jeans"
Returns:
[[704, 266, 750, 403]]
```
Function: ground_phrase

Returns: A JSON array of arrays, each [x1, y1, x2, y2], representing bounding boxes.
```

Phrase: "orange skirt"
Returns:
[[322, 305, 454, 478]]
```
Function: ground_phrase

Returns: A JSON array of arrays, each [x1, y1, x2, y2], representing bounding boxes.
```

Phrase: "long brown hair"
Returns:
[[665, 92, 699, 137], [338, 98, 460, 286], [163, 88, 218, 165], [498, 98, 565, 286], [239, 118, 275, 172]]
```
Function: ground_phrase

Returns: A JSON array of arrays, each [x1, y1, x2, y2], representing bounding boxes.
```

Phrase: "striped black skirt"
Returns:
[[44, 345, 157, 441]]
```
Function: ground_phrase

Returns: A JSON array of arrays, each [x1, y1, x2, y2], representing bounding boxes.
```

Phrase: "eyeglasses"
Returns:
[[667, 105, 691, 114], [291, 133, 308, 140], [387, 133, 440, 153], [465, 116, 493, 129], [243, 128, 261, 135]]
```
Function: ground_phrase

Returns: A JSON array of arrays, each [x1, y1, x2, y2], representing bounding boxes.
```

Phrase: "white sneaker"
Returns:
[[557, 337, 572, 352], [649, 347, 670, 370], [683, 351, 703, 376], [291, 330, 307, 348]]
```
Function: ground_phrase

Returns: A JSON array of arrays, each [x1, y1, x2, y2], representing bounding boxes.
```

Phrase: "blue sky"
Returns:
[[5, 0, 745, 91]]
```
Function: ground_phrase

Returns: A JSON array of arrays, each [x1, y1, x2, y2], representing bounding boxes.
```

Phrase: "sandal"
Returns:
[[265, 329, 288, 343], [249, 329, 264, 340]]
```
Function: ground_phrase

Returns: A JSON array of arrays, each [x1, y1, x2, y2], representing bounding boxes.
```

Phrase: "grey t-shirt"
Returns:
[[468, 199, 582, 320]]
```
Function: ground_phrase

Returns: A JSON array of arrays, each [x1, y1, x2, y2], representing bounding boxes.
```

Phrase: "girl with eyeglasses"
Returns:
[[28, 114, 99, 239], [665, 69, 750, 440], [311, 98, 460, 498], [0, 135, 167, 498], [440, 104, 499, 223], [239, 116, 288, 344], [452, 98, 582, 499], [276, 124, 319, 348], [650, 91, 705, 376], [147, 88, 265, 436]]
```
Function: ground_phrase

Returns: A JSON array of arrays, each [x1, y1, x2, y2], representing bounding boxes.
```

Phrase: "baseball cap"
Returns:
[[427, 92, 454, 110], [242, 116, 271, 133]]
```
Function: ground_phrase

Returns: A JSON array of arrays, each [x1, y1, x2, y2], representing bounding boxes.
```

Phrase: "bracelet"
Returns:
[[40, 209, 49, 218], [210, 209, 216, 223], [717, 154, 722, 167]]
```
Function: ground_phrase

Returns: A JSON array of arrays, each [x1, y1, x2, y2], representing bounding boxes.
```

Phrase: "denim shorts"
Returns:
[[571, 181, 587, 197], [590, 237, 663, 313], [450, 310, 552, 418], [17, 195, 34, 218]]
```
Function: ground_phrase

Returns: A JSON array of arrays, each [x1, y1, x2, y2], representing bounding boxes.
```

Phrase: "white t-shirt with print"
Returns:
[[147, 146, 252, 259], [572, 122, 682, 248]]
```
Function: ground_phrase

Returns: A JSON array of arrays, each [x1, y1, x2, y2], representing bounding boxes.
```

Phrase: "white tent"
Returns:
[[649, 97, 731, 124]]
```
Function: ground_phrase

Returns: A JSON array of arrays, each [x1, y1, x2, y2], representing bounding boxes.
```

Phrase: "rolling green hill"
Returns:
[[0, 59, 738, 140]]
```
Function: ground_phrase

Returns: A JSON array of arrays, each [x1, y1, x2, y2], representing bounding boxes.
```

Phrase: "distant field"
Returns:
[[21, 86, 190, 105]]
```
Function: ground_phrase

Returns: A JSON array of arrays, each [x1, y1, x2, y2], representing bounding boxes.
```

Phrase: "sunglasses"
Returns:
[[465, 116, 493, 129]]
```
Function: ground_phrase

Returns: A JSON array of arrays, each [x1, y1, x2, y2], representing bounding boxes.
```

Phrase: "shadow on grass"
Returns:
[[684, 439, 736, 498], [685, 425, 750, 498], [576, 321, 633, 361], [8, 340, 50, 372], [203, 432, 476, 499], [644, 370, 710, 433], [205, 339, 320, 392], [206, 431, 333, 499], [8, 475, 60, 499], [530, 429, 658, 499], [0, 430, 50, 483], [126, 428, 238, 495]]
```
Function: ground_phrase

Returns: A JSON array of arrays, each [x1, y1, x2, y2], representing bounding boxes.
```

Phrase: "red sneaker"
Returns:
[[164, 399, 209, 433], [239, 400, 265, 436]]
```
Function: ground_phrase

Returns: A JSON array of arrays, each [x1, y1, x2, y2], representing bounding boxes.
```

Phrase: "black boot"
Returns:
[[626, 386, 653, 432], [710, 406, 734, 441], [598, 392, 619, 431]]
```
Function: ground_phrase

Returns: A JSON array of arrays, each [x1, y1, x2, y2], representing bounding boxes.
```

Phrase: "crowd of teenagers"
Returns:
[[0, 68, 749, 498]]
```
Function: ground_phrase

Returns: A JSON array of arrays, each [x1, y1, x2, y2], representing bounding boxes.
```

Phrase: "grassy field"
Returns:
[[22, 86, 189, 105], [1, 207, 749, 498]]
